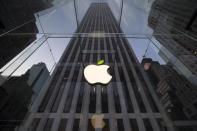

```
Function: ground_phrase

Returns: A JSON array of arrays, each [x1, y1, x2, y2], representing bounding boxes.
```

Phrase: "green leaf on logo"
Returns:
[[97, 59, 104, 65]]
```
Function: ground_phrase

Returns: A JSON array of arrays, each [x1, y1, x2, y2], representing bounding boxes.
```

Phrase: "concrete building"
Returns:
[[27, 63, 50, 104], [142, 58, 197, 120], [0, 0, 53, 68], [0, 63, 49, 130], [19, 3, 179, 131], [148, 0, 197, 85], [1, 1, 196, 131]]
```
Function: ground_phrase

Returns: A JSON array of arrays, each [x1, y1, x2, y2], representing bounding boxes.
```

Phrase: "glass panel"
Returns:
[[76, 0, 92, 23], [107, 0, 122, 23], [0, 34, 70, 129], [37, 0, 77, 34], [101, 87, 108, 113], [130, 119, 139, 131], [0, 0, 52, 34], [143, 118, 154, 131], [88, 119, 95, 131], [89, 87, 96, 113], [103, 119, 110, 131], [117, 119, 125, 131], [73, 119, 80, 131], [58, 119, 67, 131], [0, 1, 197, 131], [120, 0, 153, 34], [176, 126, 197, 131], [30, 118, 41, 131], [0, 34, 44, 70], [127, 33, 197, 121], [43, 118, 53, 131]]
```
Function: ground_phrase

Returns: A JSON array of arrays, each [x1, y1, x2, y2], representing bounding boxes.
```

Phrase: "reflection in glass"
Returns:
[[0, 0, 197, 131]]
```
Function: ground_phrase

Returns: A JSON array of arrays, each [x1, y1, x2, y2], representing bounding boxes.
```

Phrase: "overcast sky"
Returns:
[[0, 0, 167, 77]]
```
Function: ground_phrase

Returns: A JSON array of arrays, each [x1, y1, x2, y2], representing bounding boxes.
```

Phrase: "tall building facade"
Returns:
[[148, 0, 197, 84], [20, 3, 181, 131], [142, 58, 197, 120], [0, 63, 49, 130], [0, 0, 53, 68]]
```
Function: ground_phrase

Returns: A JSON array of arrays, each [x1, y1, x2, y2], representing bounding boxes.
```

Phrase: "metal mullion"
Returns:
[[35, 26, 85, 131], [119, 38, 161, 131], [104, 5, 119, 131], [107, 6, 146, 131], [33, 113, 162, 118], [140, 70, 175, 131], [77, 5, 94, 33], [50, 45, 80, 131], [48, 0, 92, 113], [89, 3, 97, 114], [58, 6, 96, 131], [109, 8, 161, 130], [88, 0, 97, 115], [80, 5, 97, 131], [119, 0, 124, 28], [100, 4, 110, 116], [107, 0, 140, 111], [56, 2, 95, 113], [107, 6, 159, 131], [56, 6, 96, 131], [62, 43, 86, 131], [103, 3, 116, 114], [96, 3, 102, 114], [104, 5, 131, 130], [78, 22, 92, 131], [129, 36, 176, 130], [102, 5, 117, 131], [104, 4, 132, 131], [73, 0, 79, 27], [22, 31, 87, 130], [85, 4, 97, 115], [98, 3, 102, 31], [103, 4, 117, 114], [67, 6, 99, 131], [36, 39, 77, 130], [54, 0, 93, 110], [38, 4, 94, 130], [69, 42, 88, 113], [115, 40, 147, 131], [50, 4, 93, 113]]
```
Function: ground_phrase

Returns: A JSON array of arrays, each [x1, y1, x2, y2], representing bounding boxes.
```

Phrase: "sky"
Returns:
[[0, 0, 167, 77]]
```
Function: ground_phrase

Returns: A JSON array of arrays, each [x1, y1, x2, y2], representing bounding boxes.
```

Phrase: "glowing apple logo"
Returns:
[[91, 114, 105, 129], [84, 60, 112, 85]]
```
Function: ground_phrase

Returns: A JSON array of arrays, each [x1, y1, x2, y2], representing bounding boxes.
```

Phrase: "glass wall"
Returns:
[[0, 0, 197, 131]]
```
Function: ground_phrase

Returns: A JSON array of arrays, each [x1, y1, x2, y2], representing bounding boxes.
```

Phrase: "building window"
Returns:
[[186, 8, 197, 30], [193, 102, 197, 110], [129, 119, 139, 131], [72, 119, 80, 131], [58, 119, 67, 131], [143, 119, 153, 131], [117, 119, 125, 131], [0, 19, 5, 29], [186, 108, 192, 114]]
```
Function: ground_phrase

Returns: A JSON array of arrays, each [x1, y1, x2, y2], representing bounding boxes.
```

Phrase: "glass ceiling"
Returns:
[[1, 0, 196, 83]]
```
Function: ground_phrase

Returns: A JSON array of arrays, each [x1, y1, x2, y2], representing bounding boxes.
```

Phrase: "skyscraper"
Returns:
[[0, 63, 49, 130], [20, 3, 179, 131], [141, 58, 197, 120], [0, 0, 53, 68], [148, 0, 197, 84]]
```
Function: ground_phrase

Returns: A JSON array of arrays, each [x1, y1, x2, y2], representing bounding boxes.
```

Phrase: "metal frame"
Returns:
[[21, 3, 180, 131]]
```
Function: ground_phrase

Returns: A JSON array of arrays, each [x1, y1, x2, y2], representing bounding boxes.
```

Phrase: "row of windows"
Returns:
[[31, 118, 166, 131]]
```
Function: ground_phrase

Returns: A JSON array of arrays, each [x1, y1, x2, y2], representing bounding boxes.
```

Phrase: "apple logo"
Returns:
[[84, 60, 112, 85], [91, 114, 105, 129]]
